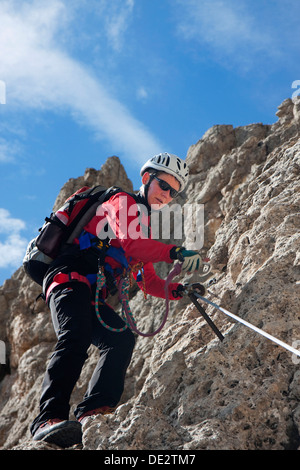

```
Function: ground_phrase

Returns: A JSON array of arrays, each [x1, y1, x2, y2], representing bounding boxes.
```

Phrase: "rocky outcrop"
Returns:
[[0, 98, 299, 450]]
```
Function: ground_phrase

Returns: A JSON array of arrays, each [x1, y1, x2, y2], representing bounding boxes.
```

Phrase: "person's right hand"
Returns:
[[170, 247, 203, 273]]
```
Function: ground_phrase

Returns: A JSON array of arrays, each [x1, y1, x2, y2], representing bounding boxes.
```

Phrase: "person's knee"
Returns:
[[126, 329, 136, 351]]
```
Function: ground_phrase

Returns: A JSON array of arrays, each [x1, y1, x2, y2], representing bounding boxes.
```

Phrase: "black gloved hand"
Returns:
[[172, 284, 185, 298]]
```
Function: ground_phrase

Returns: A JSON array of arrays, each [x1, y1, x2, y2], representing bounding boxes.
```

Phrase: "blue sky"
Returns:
[[0, 0, 300, 286]]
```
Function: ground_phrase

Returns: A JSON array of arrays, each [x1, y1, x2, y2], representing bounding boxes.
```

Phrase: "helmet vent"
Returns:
[[140, 152, 189, 191]]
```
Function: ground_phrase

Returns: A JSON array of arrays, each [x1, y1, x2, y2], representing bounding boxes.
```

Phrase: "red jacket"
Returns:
[[83, 191, 181, 300]]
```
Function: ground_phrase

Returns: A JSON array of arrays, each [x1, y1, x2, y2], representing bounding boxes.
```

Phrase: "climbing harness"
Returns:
[[95, 261, 182, 337]]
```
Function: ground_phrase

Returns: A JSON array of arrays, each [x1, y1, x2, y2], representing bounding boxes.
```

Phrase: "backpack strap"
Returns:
[[65, 186, 122, 245]]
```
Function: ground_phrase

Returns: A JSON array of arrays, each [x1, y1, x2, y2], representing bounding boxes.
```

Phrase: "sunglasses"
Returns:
[[153, 176, 179, 198]]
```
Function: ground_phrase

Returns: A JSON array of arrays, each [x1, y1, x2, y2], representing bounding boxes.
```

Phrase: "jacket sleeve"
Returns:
[[133, 261, 182, 300], [101, 192, 177, 264]]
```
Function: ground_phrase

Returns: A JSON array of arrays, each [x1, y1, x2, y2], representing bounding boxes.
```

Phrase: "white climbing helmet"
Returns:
[[140, 152, 189, 191]]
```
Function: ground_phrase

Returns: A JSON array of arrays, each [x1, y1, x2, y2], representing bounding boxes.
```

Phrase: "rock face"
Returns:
[[0, 99, 300, 450]]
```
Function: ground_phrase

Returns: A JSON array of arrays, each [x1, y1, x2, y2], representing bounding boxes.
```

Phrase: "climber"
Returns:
[[30, 152, 204, 448]]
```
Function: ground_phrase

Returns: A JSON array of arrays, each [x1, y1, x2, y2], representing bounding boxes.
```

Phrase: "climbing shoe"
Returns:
[[78, 406, 116, 425], [33, 418, 82, 448]]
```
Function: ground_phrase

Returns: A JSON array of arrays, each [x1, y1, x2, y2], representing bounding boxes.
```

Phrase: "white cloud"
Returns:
[[0, 0, 162, 162], [0, 138, 18, 163], [0, 209, 27, 269], [174, 0, 290, 71], [102, 0, 134, 52], [0, 234, 28, 269], [136, 86, 149, 102]]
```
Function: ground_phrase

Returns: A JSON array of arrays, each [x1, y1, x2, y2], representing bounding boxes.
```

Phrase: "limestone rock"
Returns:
[[53, 155, 133, 211], [0, 98, 300, 450]]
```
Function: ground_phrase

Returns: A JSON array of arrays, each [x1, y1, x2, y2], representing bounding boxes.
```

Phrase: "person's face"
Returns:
[[142, 172, 180, 209]]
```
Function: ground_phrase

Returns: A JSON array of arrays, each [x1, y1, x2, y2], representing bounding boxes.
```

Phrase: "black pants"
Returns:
[[30, 282, 135, 435]]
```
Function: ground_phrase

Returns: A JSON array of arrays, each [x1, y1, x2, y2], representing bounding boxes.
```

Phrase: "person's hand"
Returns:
[[172, 284, 185, 298], [170, 247, 203, 273]]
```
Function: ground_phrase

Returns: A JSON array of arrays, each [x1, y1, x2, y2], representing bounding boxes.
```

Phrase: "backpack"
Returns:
[[23, 185, 122, 286]]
